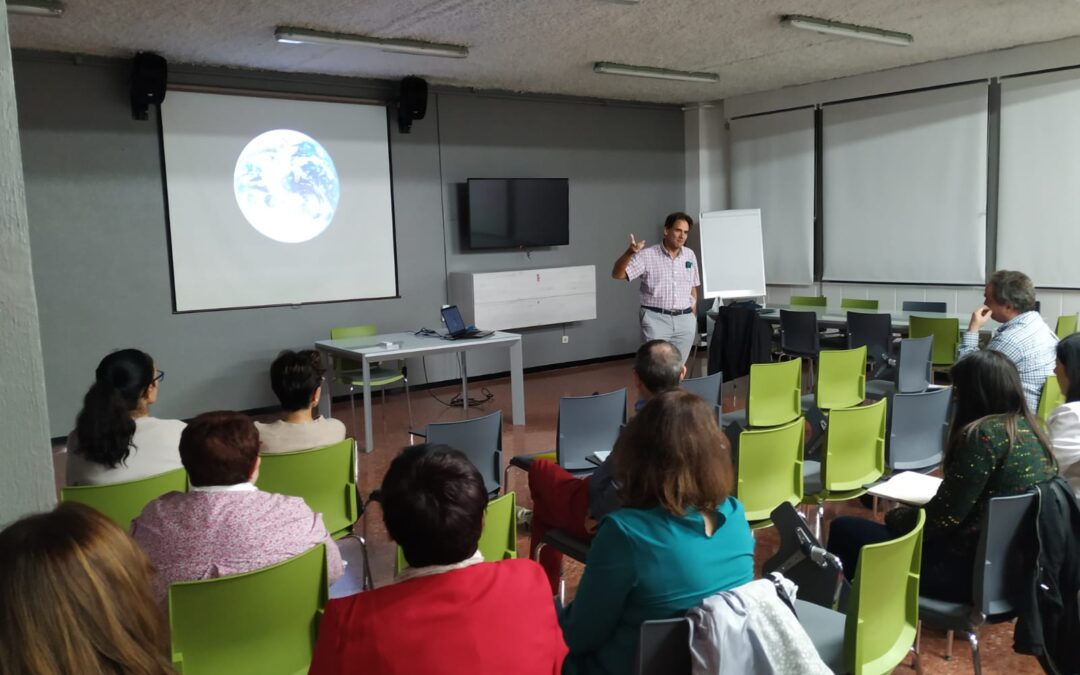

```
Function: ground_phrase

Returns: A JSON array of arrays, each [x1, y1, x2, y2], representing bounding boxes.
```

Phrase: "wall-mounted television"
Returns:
[[466, 178, 569, 249]]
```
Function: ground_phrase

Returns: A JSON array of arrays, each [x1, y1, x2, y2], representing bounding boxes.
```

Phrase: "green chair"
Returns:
[[907, 315, 960, 369], [1056, 314, 1078, 339], [802, 398, 887, 538], [797, 510, 926, 675], [840, 298, 879, 311], [395, 491, 518, 574], [60, 467, 187, 530], [330, 324, 413, 438], [814, 346, 867, 411], [1037, 376, 1065, 423], [169, 544, 328, 675], [747, 358, 802, 428], [256, 438, 371, 590], [736, 417, 804, 529], [791, 295, 828, 308]]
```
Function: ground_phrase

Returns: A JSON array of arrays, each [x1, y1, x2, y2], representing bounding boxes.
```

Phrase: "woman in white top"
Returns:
[[255, 349, 346, 453], [1048, 332, 1080, 499], [66, 349, 185, 486]]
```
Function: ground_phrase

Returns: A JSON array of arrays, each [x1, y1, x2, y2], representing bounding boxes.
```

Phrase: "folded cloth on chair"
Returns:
[[687, 574, 831, 675]]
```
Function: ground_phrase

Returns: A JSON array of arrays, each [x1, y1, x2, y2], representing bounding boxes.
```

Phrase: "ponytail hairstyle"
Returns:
[[73, 349, 155, 468]]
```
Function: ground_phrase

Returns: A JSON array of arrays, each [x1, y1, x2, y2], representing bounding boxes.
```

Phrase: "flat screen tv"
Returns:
[[466, 178, 569, 249]]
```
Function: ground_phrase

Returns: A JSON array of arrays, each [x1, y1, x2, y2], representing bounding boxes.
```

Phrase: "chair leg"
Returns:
[[945, 630, 954, 660], [872, 495, 879, 517], [534, 541, 565, 606], [968, 632, 981, 675], [403, 376, 413, 436], [909, 645, 925, 675], [815, 502, 824, 541], [347, 388, 358, 442]]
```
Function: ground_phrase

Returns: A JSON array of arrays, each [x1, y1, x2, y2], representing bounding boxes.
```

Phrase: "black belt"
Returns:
[[642, 305, 693, 316]]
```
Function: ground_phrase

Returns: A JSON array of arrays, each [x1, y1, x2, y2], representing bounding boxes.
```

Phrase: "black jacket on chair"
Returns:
[[707, 305, 772, 380], [1013, 476, 1080, 675]]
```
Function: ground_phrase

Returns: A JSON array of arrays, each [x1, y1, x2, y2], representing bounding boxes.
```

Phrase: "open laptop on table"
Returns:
[[441, 305, 494, 340]]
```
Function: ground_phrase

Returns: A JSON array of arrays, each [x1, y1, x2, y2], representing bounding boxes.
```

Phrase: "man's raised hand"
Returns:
[[628, 234, 646, 254]]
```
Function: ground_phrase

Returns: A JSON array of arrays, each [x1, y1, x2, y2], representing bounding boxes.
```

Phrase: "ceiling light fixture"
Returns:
[[274, 27, 468, 59], [781, 14, 913, 46], [593, 61, 718, 84], [6, 0, 63, 17]]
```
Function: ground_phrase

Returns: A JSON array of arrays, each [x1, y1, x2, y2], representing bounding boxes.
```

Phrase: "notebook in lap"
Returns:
[[441, 305, 494, 340]]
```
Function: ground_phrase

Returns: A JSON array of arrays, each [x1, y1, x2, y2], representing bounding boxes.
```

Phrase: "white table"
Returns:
[[755, 305, 999, 333], [314, 331, 525, 453]]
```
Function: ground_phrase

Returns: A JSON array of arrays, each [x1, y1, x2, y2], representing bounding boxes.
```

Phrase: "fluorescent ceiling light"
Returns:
[[593, 61, 718, 84], [781, 14, 913, 46], [274, 27, 468, 59], [6, 0, 63, 16]]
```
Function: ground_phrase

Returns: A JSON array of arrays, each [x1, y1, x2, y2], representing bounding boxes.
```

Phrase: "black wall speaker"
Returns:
[[131, 52, 168, 121], [397, 76, 428, 134]]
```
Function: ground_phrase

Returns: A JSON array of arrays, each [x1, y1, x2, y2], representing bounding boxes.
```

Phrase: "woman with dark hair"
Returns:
[[0, 502, 174, 675], [1048, 332, 1080, 498], [559, 389, 754, 675], [67, 349, 185, 485], [256, 349, 345, 453], [828, 349, 1057, 602]]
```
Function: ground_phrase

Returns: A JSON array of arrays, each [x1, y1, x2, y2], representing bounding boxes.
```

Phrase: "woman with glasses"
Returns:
[[67, 348, 186, 485]]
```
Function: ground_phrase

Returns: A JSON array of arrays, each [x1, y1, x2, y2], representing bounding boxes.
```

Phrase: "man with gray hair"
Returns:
[[960, 270, 1058, 411]]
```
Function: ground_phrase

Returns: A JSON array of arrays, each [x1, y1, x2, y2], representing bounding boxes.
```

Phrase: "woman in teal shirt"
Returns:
[[559, 389, 755, 675]]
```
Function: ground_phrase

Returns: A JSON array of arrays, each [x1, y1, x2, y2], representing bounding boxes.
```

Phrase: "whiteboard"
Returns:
[[699, 209, 766, 300]]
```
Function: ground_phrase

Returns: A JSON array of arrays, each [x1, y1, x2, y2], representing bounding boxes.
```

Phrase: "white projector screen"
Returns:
[[998, 70, 1080, 288], [160, 90, 397, 312], [822, 83, 988, 284]]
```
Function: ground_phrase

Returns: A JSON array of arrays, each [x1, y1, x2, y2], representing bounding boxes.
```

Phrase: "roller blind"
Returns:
[[822, 83, 988, 284], [998, 70, 1080, 288], [730, 108, 815, 285]]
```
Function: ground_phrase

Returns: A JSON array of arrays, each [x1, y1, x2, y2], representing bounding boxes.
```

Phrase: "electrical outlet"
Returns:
[[561, 335, 569, 344]]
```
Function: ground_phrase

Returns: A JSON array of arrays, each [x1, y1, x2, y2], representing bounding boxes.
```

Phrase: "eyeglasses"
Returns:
[[153, 370, 165, 384]]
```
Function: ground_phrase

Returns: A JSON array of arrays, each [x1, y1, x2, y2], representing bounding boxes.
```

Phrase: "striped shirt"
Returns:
[[958, 310, 1058, 411], [625, 243, 700, 311]]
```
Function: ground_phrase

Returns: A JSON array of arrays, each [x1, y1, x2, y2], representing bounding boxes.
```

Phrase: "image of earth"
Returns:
[[233, 129, 340, 243]]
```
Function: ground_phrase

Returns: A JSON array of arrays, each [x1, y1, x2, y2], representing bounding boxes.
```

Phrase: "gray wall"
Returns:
[[15, 54, 684, 437]]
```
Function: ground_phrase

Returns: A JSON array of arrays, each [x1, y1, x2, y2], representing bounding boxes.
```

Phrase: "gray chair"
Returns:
[[534, 528, 591, 605], [917, 492, 1036, 674], [682, 371, 722, 406], [886, 387, 950, 473], [636, 618, 691, 675], [866, 335, 933, 400], [423, 410, 502, 496], [780, 309, 821, 388], [846, 311, 893, 374], [902, 301, 947, 313]]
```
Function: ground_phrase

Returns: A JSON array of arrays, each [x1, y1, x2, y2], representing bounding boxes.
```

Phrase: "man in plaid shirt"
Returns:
[[611, 212, 700, 366], [959, 270, 1058, 412]]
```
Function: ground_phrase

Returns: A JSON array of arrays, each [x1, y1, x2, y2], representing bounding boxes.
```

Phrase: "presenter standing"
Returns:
[[612, 212, 699, 366]]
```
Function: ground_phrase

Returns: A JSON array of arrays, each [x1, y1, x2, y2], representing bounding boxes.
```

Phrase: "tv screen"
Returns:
[[466, 178, 569, 249]]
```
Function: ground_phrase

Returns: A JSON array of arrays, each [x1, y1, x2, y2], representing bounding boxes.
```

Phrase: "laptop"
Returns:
[[440, 305, 493, 340]]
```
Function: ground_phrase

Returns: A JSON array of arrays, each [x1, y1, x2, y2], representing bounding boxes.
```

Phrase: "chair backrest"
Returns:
[[762, 502, 846, 609], [255, 438, 357, 537], [845, 510, 925, 675], [895, 336, 934, 393], [816, 346, 867, 410], [887, 387, 951, 472], [737, 417, 805, 522], [780, 309, 821, 357], [847, 312, 893, 371], [169, 544, 328, 675], [841, 298, 879, 310], [395, 490, 519, 574], [907, 316, 959, 367], [901, 301, 947, 313], [682, 372, 722, 405], [1037, 376, 1065, 423], [747, 358, 802, 427], [61, 467, 187, 530], [425, 410, 503, 494], [330, 324, 378, 374], [1056, 314, 1078, 340], [823, 398, 886, 492], [790, 295, 828, 308], [557, 389, 627, 471], [635, 618, 691, 675], [973, 492, 1036, 618]]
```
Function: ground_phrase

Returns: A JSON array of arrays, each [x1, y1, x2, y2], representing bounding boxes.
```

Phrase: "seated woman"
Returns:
[[67, 348, 185, 485], [255, 349, 346, 453], [309, 444, 567, 675], [828, 349, 1058, 603], [1049, 332, 1080, 499], [559, 389, 755, 675], [0, 502, 173, 675], [131, 411, 343, 606]]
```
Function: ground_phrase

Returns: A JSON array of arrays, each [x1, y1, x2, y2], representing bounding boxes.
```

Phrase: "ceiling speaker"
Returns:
[[397, 76, 428, 134], [131, 52, 167, 121]]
